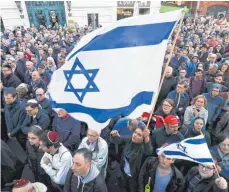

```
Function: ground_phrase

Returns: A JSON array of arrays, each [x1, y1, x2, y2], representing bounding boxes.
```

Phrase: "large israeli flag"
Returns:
[[49, 10, 182, 130], [157, 135, 214, 165]]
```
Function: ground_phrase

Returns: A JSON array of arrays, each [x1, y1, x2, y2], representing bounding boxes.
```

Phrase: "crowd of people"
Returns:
[[1, 13, 229, 192]]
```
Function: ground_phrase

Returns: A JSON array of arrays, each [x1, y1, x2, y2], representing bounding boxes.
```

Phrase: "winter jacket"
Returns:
[[40, 144, 72, 185], [26, 141, 46, 177], [151, 127, 184, 156], [198, 51, 208, 63], [184, 166, 228, 192], [214, 112, 229, 138], [63, 165, 107, 192], [29, 78, 47, 98], [188, 77, 207, 99], [183, 106, 208, 126], [24, 70, 35, 85], [138, 157, 185, 192], [40, 71, 52, 85], [15, 59, 27, 82], [167, 90, 190, 116], [210, 146, 229, 181], [52, 114, 81, 151], [37, 97, 52, 115], [158, 76, 177, 104], [2, 73, 21, 88], [78, 137, 108, 177], [203, 93, 224, 123], [4, 100, 27, 137], [21, 108, 50, 134], [186, 61, 198, 78], [170, 55, 187, 71], [111, 135, 153, 180]]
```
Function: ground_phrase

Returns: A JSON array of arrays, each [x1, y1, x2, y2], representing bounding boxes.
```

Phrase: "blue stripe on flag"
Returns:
[[52, 91, 153, 123], [184, 138, 206, 145], [68, 21, 176, 61], [163, 151, 214, 163]]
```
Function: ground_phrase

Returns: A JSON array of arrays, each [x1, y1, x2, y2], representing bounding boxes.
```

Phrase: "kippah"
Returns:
[[47, 131, 60, 143]]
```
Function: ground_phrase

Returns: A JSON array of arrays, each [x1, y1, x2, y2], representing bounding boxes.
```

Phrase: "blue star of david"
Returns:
[[63, 58, 99, 102]]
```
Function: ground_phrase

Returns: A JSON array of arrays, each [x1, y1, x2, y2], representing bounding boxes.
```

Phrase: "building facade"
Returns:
[[0, 1, 161, 30]]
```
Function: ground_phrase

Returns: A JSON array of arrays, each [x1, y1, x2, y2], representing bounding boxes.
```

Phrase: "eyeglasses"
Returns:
[[220, 143, 229, 148], [87, 133, 97, 138], [163, 104, 172, 108], [36, 94, 43, 97], [133, 131, 143, 138], [27, 136, 38, 140], [199, 164, 214, 172]]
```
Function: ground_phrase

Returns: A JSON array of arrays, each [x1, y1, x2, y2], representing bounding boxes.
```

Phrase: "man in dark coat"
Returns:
[[15, 52, 27, 82], [2, 65, 21, 88], [35, 88, 52, 115], [151, 115, 184, 156], [4, 87, 27, 150], [184, 165, 228, 192], [64, 148, 107, 192], [157, 66, 177, 108], [138, 155, 184, 192], [198, 43, 209, 63], [21, 99, 50, 134]]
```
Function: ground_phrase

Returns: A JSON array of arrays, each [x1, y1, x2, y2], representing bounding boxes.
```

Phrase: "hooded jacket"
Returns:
[[63, 163, 107, 192], [180, 117, 211, 146], [138, 157, 185, 192], [203, 84, 224, 123]]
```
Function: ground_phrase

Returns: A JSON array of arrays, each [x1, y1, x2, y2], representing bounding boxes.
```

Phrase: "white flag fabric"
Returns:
[[157, 135, 214, 165], [49, 10, 182, 130]]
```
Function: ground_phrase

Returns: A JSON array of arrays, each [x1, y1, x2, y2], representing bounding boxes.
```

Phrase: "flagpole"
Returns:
[[145, 7, 188, 130]]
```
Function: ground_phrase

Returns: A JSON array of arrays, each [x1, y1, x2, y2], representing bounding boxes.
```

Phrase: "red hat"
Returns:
[[141, 112, 150, 120], [13, 178, 29, 188], [164, 115, 180, 125], [155, 115, 165, 128], [47, 131, 60, 143]]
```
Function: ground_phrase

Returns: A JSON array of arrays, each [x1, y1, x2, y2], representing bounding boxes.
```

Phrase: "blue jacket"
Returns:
[[167, 90, 190, 115], [210, 146, 229, 181], [186, 61, 198, 78], [170, 55, 187, 70], [203, 93, 224, 123], [52, 114, 81, 150], [113, 117, 145, 139], [36, 97, 52, 115]]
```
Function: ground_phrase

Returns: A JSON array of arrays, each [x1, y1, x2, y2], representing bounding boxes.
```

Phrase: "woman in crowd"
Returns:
[[26, 125, 53, 192], [46, 57, 57, 74], [180, 116, 211, 146], [183, 95, 208, 126], [154, 98, 177, 118], [210, 134, 229, 181]]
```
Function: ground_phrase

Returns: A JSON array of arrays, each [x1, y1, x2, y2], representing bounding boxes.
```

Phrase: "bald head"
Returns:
[[165, 66, 173, 77]]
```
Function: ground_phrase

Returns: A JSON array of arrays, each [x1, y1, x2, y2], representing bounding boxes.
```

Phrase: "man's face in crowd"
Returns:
[[192, 57, 198, 63], [25, 106, 38, 117], [159, 153, 175, 169], [87, 129, 99, 143], [165, 123, 179, 135], [18, 53, 24, 60], [221, 64, 228, 73], [132, 128, 144, 144], [198, 164, 215, 179], [38, 67, 45, 75], [2, 67, 12, 77], [4, 93, 17, 104], [72, 154, 90, 177], [211, 88, 220, 97], [57, 108, 68, 118], [48, 48, 53, 55], [28, 132, 40, 146], [195, 71, 203, 79], [39, 140, 52, 153], [219, 138, 229, 154], [36, 89, 45, 102], [215, 76, 223, 84], [165, 68, 173, 78], [179, 70, 186, 78], [176, 83, 185, 94], [32, 72, 40, 81], [26, 62, 33, 71]]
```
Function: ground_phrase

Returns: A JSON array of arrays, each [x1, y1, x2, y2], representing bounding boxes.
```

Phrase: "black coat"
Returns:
[[198, 51, 208, 63], [63, 169, 107, 192], [29, 78, 47, 98], [3, 73, 21, 88], [15, 59, 27, 82], [21, 108, 50, 134], [138, 157, 184, 192], [184, 166, 228, 192], [26, 141, 45, 176], [4, 100, 27, 137]]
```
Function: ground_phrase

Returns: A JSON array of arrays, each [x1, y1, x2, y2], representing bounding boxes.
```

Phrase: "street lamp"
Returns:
[[15, 1, 23, 14], [66, 1, 72, 16]]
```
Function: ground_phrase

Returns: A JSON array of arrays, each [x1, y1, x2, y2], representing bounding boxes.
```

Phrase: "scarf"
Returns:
[[217, 147, 229, 168]]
